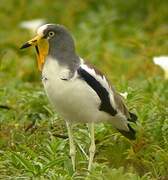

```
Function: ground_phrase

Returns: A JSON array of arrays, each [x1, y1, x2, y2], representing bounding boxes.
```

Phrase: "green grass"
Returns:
[[0, 1, 168, 179]]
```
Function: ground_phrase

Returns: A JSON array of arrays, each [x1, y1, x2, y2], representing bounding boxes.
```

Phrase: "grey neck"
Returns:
[[48, 35, 80, 73]]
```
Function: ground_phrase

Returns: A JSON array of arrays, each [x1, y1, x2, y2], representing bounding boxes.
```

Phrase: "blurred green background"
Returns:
[[0, 0, 168, 179]]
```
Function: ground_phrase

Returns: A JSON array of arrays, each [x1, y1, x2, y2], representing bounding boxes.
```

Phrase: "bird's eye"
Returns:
[[48, 31, 55, 38]]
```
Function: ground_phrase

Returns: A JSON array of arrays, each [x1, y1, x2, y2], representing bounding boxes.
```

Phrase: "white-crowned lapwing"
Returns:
[[21, 24, 137, 171]]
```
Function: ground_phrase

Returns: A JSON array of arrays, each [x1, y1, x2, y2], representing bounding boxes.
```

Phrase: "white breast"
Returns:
[[42, 58, 111, 123], [42, 57, 129, 131]]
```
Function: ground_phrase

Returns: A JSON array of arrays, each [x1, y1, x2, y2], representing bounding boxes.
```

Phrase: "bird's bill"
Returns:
[[20, 35, 49, 71], [20, 35, 41, 49]]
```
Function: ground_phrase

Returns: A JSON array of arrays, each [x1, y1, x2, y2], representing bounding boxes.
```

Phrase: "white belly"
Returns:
[[42, 58, 129, 131], [42, 58, 110, 123]]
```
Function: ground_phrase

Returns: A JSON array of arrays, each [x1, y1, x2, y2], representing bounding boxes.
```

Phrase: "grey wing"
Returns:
[[77, 66, 117, 116], [78, 62, 137, 140]]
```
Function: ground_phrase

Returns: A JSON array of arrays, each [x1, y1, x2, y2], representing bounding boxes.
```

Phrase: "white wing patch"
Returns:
[[80, 58, 117, 109]]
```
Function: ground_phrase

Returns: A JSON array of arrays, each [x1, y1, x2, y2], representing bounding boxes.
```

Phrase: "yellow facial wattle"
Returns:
[[20, 35, 49, 71], [36, 39, 49, 71]]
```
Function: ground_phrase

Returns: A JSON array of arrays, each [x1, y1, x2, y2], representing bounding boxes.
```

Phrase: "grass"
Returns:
[[0, 0, 168, 179]]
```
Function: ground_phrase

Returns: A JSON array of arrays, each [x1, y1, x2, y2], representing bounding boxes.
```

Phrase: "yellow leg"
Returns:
[[66, 122, 76, 171], [88, 122, 95, 171]]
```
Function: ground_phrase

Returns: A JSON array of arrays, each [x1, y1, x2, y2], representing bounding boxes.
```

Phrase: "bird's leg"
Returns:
[[88, 122, 95, 171], [66, 122, 76, 171]]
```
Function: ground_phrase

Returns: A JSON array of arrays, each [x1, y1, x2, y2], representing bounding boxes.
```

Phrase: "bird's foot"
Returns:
[[88, 142, 95, 171]]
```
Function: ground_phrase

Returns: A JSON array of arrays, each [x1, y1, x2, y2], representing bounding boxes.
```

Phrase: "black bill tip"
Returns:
[[20, 42, 31, 49]]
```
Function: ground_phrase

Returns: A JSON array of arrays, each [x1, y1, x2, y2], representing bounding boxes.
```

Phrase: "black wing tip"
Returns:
[[128, 112, 138, 123], [118, 124, 136, 140]]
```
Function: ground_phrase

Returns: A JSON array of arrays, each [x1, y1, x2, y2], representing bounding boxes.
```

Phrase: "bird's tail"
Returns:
[[117, 112, 137, 140]]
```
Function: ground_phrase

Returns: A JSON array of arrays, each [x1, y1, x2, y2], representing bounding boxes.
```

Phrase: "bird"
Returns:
[[20, 24, 137, 171]]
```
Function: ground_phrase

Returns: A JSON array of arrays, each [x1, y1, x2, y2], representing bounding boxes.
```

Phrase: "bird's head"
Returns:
[[20, 24, 75, 71]]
